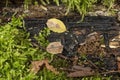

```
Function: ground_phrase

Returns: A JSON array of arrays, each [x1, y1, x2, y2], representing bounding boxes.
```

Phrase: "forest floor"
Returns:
[[0, 2, 120, 79]]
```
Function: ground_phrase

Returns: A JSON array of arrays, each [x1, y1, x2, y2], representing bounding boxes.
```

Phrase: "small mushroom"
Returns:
[[46, 18, 67, 33], [46, 42, 63, 54]]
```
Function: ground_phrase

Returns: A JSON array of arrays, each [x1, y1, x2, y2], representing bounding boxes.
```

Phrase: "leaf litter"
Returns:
[[0, 3, 120, 79], [31, 59, 59, 74], [45, 18, 120, 78]]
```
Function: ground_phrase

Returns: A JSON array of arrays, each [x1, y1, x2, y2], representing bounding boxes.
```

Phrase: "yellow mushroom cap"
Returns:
[[46, 18, 67, 33]]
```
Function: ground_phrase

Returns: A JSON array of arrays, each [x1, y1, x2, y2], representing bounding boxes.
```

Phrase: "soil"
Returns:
[[0, 2, 120, 78]]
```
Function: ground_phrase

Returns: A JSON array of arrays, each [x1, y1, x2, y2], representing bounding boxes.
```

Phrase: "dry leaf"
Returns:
[[67, 70, 94, 77], [40, 5, 47, 11], [86, 32, 100, 42], [101, 41, 120, 48], [109, 41, 120, 48], [117, 57, 120, 71], [31, 60, 45, 74], [78, 32, 101, 54], [101, 34, 120, 48], [45, 61, 59, 74], [31, 59, 59, 74], [111, 34, 120, 41], [46, 18, 67, 33], [46, 42, 63, 54], [110, 34, 120, 48]]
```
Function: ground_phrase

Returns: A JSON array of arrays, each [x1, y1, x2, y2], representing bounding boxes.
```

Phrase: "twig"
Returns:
[[57, 54, 69, 60], [100, 70, 120, 75], [86, 60, 99, 70], [60, 68, 76, 72]]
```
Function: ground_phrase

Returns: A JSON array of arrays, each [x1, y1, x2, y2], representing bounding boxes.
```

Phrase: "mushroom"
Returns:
[[46, 42, 63, 54]]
